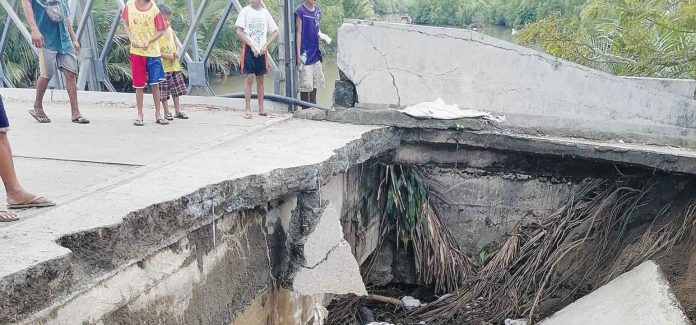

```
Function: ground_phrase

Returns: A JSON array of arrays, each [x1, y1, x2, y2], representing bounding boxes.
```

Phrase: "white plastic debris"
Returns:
[[319, 32, 332, 45], [399, 98, 505, 122], [505, 319, 529, 325], [311, 302, 328, 325], [401, 296, 422, 310]]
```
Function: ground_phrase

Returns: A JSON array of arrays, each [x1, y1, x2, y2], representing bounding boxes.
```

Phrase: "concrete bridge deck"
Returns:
[[0, 92, 395, 324], [4, 89, 696, 323]]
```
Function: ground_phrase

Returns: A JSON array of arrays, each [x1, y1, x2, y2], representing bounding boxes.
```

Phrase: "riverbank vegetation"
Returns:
[[408, 0, 696, 79]]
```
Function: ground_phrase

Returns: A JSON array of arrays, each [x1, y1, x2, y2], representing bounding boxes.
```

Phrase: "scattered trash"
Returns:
[[505, 319, 529, 325], [399, 98, 505, 122], [401, 296, 422, 310], [312, 302, 328, 325]]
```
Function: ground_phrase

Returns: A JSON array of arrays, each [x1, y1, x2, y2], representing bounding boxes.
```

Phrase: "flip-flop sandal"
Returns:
[[243, 112, 253, 119], [72, 116, 90, 124], [0, 205, 18, 222], [29, 109, 51, 123], [174, 112, 189, 119], [7, 196, 55, 209], [165, 113, 174, 121], [156, 118, 169, 125], [134, 119, 144, 126]]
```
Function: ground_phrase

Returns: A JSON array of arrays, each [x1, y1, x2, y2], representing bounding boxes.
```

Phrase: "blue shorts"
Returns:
[[241, 45, 268, 76], [130, 54, 166, 88], [0, 96, 9, 132]]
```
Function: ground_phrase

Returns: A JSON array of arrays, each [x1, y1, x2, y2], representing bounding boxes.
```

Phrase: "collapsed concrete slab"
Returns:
[[540, 261, 689, 325], [337, 20, 696, 131], [293, 201, 367, 296]]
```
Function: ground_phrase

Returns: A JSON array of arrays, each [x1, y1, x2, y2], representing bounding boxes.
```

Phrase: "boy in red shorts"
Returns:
[[157, 4, 188, 121], [121, 0, 168, 126]]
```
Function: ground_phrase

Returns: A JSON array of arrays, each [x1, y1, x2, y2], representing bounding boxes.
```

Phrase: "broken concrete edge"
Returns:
[[539, 261, 689, 325], [295, 106, 696, 151], [25, 209, 273, 325], [0, 88, 288, 112], [279, 191, 329, 287], [0, 126, 401, 324], [403, 129, 696, 175], [287, 197, 368, 297]]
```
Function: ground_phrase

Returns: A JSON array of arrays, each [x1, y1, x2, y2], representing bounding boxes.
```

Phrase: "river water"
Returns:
[[211, 23, 511, 107]]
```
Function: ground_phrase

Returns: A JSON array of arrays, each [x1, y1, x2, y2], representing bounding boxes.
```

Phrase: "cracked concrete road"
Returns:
[[0, 97, 292, 223]]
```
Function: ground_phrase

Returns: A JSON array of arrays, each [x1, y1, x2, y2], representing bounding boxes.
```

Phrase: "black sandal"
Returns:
[[174, 112, 189, 119], [165, 113, 174, 121], [156, 118, 169, 125]]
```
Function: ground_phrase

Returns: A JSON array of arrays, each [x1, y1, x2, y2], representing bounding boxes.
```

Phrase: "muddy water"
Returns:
[[231, 288, 330, 324], [211, 56, 340, 107], [209, 23, 510, 107]]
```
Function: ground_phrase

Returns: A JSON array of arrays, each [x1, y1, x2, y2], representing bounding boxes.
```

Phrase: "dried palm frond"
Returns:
[[413, 202, 476, 293], [412, 179, 667, 324], [373, 168, 696, 325]]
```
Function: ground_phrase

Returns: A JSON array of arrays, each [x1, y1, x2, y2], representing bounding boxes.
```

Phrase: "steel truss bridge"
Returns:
[[0, 0, 299, 99]]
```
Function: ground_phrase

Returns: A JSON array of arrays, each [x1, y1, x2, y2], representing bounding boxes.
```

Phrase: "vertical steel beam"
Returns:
[[276, 0, 285, 96], [286, 0, 294, 98], [76, 0, 95, 41], [186, 0, 200, 61], [85, 11, 100, 90]]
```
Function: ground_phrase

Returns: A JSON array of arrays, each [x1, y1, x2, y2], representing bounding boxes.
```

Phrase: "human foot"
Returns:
[[0, 205, 18, 222], [6, 190, 54, 209], [72, 116, 90, 124], [29, 109, 51, 123]]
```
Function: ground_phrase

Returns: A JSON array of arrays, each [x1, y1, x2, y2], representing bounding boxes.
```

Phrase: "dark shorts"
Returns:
[[160, 71, 188, 101], [130, 54, 165, 88], [0, 96, 9, 132], [241, 45, 268, 76]]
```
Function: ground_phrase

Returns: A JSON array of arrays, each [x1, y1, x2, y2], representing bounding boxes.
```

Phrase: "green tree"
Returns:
[[516, 0, 696, 78]]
